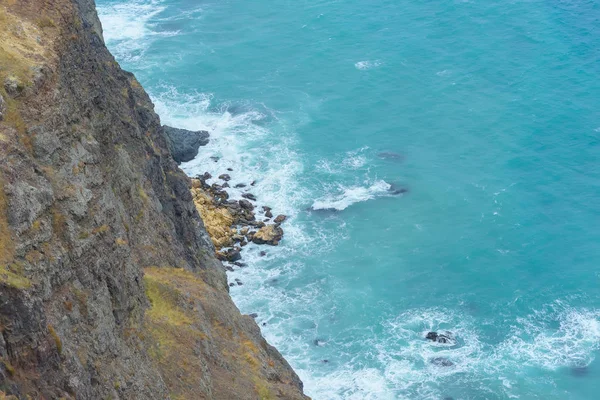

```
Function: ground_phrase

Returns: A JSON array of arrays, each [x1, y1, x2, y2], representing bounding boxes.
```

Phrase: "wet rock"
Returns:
[[250, 181, 256, 186], [571, 366, 589, 377], [254, 221, 266, 229], [262, 322, 267, 326], [430, 357, 454, 367], [249, 313, 258, 318], [219, 174, 231, 181], [313, 339, 326, 347], [216, 248, 242, 262], [389, 183, 408, 195], [229, 283, 235, 287], [227, 168, 233, 171], [274, 215, 287, 224], [239, 199, 254, 211], [242, 193, 257, 201], [234, 183, 246, 188], [252, 225, 283, 245], [265, 210, 273, 218], [240, 227, 249, 235], [222, 182, 230, 188], [0, 94, 5, 121], [259, 251, 267, 257], [233, 262, 247, 268], [321, 360, 329, 363], [426, 331, 453, 344], [210, 156, 219, 162], [162, 125, 209, 163]]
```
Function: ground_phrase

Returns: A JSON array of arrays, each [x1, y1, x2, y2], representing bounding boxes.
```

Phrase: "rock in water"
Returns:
[[274, 214, 287, 224], [162, 125, 210, 164], [252, 225, 284, 245], [431, 357, 454, 367], [425, 331, 454, 344]]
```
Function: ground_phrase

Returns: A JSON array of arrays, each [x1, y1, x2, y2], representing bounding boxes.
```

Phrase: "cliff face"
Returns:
[[0, 1, 307, 399]]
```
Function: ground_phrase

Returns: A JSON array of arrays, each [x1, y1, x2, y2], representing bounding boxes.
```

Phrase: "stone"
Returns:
[[219, 174, 231, 181], [259, 251, 267, 257], [239, 199, 254, 211], [242, 193, 257, 201], [249, 313, 258, 318], [274, 215, 287, 224], [425, 331, 453, 344], [265, 210, 273, 218], [234, 183, 246, 188], [240, 227, 249, 235], [0, 94, 5, 121], [430, 357, 454, 367], [227, 168, 233, 171], [252, 225, 284, 246], [210, 156, 219, 162], [162, 125, 210, 164], [216, 248, 241, 262], [229, 283, 235, 287], [250, 181, 256, 186]]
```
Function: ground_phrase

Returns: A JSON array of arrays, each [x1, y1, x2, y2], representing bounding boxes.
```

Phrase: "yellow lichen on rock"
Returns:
[[191, 179, 235, 249]]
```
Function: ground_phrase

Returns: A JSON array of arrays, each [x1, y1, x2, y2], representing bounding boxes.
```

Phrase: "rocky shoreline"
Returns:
[[190, 171, 287, 279]]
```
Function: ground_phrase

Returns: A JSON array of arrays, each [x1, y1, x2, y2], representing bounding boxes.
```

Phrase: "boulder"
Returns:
[[265, 210, 273, 218], [234, 183, 246, 188], [252, 225, 283, 246], [216, 248, 242, 262], [162, 125, 210, 164], [425, 331, 453, 344], [242, 193, 257, 201], [274, 214, 287, 224], [219, 174, 231, 181], [239, 199, 254, 211]]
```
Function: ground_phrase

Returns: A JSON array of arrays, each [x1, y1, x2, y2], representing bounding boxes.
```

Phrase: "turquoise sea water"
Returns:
[[97, 1, 600, 398]]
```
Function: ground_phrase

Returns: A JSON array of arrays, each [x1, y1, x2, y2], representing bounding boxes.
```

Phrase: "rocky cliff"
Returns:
[[0, 1, 307, 399]]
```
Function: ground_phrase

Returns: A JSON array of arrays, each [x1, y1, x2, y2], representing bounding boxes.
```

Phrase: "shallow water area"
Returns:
[[98, 0, 600, 398]]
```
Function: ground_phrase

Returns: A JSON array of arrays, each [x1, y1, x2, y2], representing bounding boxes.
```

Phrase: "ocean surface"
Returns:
[[97, 1, 600, 398]]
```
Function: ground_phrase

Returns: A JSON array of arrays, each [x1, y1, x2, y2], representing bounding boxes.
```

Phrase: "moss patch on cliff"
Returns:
[[143, 267, 209, 399]]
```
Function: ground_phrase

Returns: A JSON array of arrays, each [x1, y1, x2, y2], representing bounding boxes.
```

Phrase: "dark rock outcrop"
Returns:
[[162, 125, 209, 164]]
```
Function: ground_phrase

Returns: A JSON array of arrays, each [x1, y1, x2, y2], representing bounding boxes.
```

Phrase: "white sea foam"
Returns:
[[355, 60, 382, 70], [97, 0, 183, 63], [311, 180, 392, 211]]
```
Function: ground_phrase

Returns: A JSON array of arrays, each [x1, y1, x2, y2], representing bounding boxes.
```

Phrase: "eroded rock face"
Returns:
[[0, 94, 5, 121], [0, 2, 306, 399], [162, 125, 210, 164]]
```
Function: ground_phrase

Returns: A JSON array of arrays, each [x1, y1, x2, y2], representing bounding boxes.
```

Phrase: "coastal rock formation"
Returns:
[[162, 125, 210, 164], [252, 225, 284, 246], [0, 1, 306, 399]]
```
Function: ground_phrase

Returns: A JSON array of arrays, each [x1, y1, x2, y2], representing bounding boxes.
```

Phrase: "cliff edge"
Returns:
[[0, 1, 307, 399]]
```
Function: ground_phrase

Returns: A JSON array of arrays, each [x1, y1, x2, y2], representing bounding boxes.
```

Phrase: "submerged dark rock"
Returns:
[[425, 331, 453, 344], [430, 357, 454, 367], [162, 125, 209, 164], [242, 193, 257, 201], [389, 183, 408, 195]]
